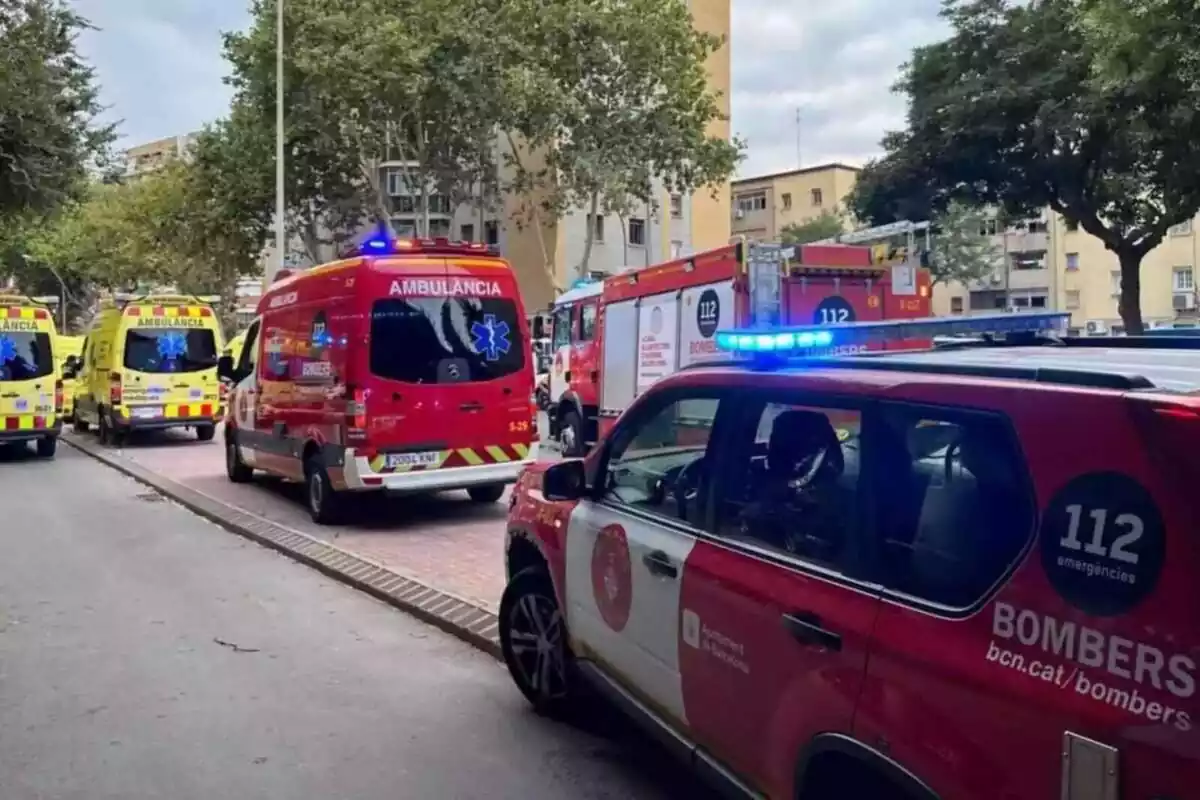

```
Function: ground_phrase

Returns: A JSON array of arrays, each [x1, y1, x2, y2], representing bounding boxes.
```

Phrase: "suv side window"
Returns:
[[873, 405, 1034, 608], [601, 393, 721, 527], [714, 397, 863, 569]]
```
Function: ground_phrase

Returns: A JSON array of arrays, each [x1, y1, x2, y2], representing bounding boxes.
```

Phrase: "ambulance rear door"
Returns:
[[361, 257, 534, 470], [118, 304, 222, 421], [0, 308, 57, 434]]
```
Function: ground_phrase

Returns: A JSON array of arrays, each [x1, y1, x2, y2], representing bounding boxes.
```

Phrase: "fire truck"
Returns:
[[544, 238, 932, 455]]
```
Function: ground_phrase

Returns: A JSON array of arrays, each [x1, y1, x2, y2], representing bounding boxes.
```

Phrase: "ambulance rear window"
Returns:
[[123, 329, 218, 374], [370, 297, 525, 383], [0, 332, 52, 381]]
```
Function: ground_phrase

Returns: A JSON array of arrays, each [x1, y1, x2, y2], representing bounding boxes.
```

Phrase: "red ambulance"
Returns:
[[218, 236, 539, 523]]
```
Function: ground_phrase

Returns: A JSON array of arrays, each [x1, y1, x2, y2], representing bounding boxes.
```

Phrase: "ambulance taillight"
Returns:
[[54, 379, 63, 414], [108, 371, 123, 406], [344, 384, 367, 442], [529, 394, 539, 442]]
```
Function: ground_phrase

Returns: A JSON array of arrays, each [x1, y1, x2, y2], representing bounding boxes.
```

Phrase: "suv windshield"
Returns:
[[123, 328, 218, 374], [370, 297, 525, 384], [0, 331, 53, 381]]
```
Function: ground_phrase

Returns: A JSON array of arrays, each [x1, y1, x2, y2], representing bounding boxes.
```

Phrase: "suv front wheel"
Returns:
[[499, 567, 578, 718]]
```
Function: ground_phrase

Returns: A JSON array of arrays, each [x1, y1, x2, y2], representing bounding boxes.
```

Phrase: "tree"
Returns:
[[927, 201, 1001, 287], [486, 0, 743, 282], [220, 0, 503, 264], [847, 0, 1200, 333], [780, 209, 845, 245], [0, 0, 115, 223]]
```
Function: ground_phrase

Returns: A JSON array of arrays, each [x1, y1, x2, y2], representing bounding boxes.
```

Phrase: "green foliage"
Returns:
[[848, 0, 1200, 333], [780, 210, 845, 245], [0, 0, 115, 223], [486, 0, 743, 278], [927, 202, 1001, 287], [19, 157, 264, 327], [218, 0, 742, 282]]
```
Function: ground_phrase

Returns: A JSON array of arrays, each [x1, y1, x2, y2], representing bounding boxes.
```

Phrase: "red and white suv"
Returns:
[[499, 312, 1199, 800]]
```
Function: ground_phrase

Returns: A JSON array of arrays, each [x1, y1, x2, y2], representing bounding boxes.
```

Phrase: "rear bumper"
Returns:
[[341, 443, 540, 493], [113, 414, 218, 432], [0, 419, 61, 442]]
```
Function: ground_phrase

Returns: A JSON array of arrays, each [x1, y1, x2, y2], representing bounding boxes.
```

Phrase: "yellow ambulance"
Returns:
[[56, 334, 84, 421], [71, 293, 224, 446], [0, 294, 64, 458]]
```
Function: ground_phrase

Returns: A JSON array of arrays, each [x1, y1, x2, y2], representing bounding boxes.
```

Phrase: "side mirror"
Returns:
[[542, 459, 587, 501], [61, 356, 79, 378], [217, 354, 236, 381]]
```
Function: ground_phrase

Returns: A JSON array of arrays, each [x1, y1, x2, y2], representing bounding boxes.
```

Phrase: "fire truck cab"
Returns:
[[545, 239, 932, 456]]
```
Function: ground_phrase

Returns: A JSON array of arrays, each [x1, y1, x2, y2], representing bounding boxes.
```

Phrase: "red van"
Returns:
[[219, 236, 539, 523]]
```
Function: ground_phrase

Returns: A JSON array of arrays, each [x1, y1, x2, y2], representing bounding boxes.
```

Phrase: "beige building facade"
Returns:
[[931, 214, 1200, 334], [730, 164, 860, 241], [123, 133, 199, 177]]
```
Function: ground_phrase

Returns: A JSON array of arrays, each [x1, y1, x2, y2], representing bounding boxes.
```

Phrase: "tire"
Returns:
[[304, 455, 344, 525], [798, 756, 911, 800], [467, 483, 505, 503], [97, 412, 112, 446], [559, 409, 585, 457], [73, 416, 89, 434], [499, 567, 578, 718], [36, 437, 57, 459], [225, 434, 253, 484], [196, 424, 216, 442]]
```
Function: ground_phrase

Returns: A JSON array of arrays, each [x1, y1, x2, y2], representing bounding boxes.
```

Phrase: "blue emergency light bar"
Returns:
[[357, 235, 499, 257], [714, 311, 1071, 354]]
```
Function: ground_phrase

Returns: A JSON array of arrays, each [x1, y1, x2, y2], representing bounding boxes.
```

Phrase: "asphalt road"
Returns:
[[0, 443, 714, 800]]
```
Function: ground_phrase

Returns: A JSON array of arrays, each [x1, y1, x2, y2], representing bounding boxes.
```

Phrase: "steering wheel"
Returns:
[[673, 457, 707, 521]]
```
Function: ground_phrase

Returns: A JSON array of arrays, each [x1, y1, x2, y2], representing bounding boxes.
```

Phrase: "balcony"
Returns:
[[997, 230, 1049, 253]]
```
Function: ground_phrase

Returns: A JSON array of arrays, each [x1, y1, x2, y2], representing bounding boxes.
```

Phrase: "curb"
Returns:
[[62, 434, 502, 660]]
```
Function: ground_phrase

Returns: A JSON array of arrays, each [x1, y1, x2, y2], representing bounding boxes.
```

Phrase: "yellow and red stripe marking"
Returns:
[[367, 443, 533, 474], [3, 415, 56, 431], [124, 305, 213, 318], [120, 403, 216, 419], [3, 307, 50, 320]]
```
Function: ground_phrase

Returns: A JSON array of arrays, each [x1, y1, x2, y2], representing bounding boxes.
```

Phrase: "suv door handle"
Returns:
[[782, 611, 842, 652], [460, 401, 484, 412], [642, 550, 678, 579]]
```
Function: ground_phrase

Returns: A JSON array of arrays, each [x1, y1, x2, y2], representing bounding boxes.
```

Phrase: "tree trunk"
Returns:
[[618, 211, 628, 267], [578, 192, 599, 280], [502, 131, 561, 292], [1117, 249, 1145, 334]]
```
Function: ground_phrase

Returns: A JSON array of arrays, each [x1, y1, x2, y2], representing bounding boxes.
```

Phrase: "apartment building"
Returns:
[[123, 133, 200, 177], [730, 163, 860, 241], [931, 213, 1200, 334]]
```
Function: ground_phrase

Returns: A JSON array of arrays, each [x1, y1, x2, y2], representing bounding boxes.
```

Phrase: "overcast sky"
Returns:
[[72, 0, 949, 180]]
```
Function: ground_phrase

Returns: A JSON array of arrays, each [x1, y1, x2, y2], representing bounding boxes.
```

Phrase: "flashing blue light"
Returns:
[[363, 237, 391, 252], [714, 311, 1069, 357]]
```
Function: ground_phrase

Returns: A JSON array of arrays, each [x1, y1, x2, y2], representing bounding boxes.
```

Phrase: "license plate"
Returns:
[[385, 451, 440, 469], [132, 406, 162, 420]]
